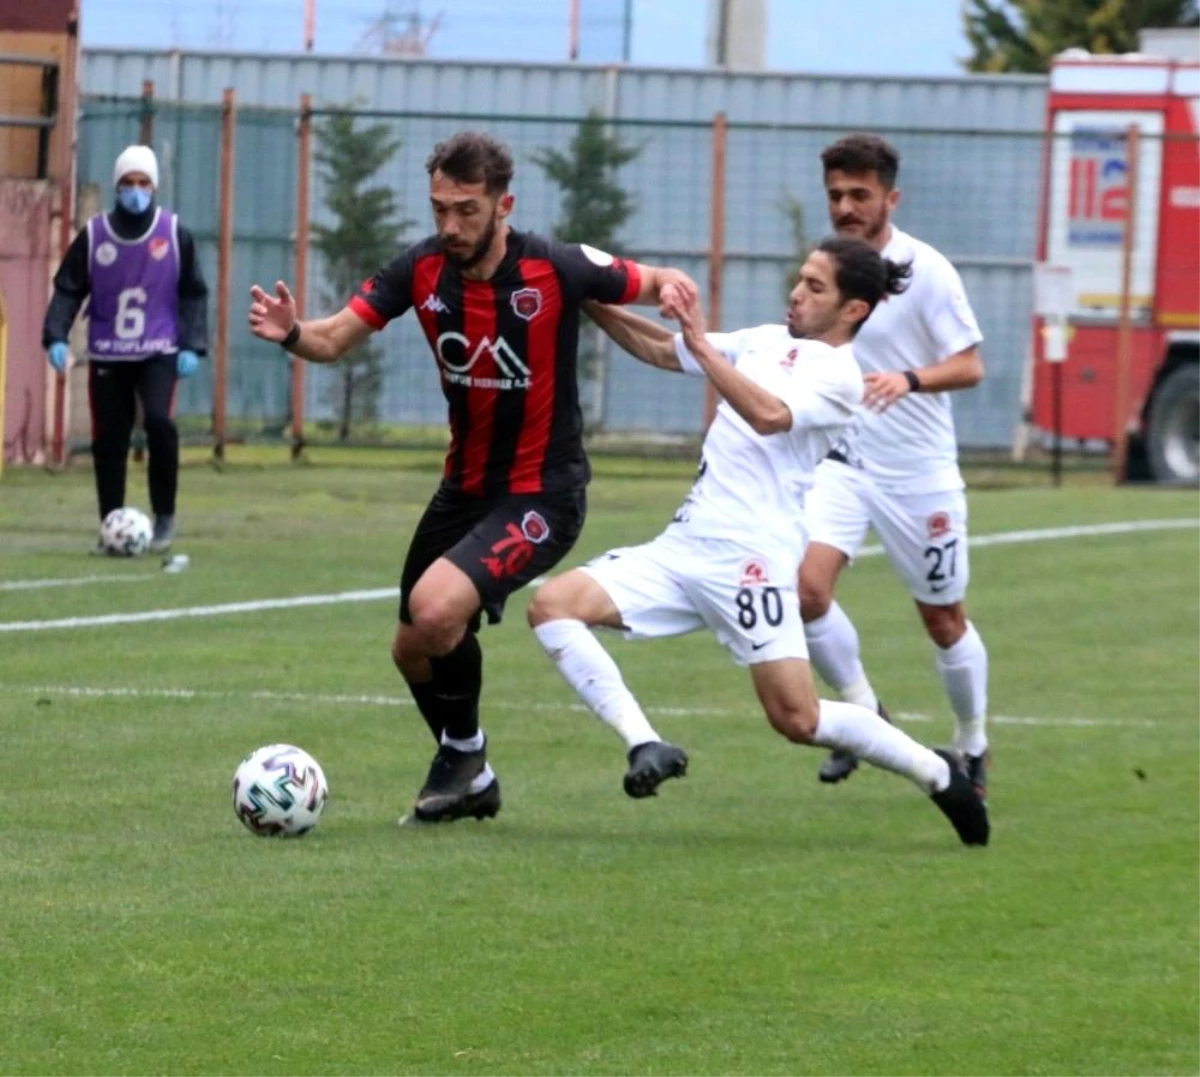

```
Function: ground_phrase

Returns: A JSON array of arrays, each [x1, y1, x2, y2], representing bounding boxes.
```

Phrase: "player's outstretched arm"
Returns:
[[584, 301, 683, 373], [628, 264, 700, 314], [248, 281, 374, 364], [674, 294, 792, 436]]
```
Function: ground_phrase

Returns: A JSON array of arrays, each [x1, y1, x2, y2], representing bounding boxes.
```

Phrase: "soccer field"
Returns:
[[1, 452, 1197, 1077]]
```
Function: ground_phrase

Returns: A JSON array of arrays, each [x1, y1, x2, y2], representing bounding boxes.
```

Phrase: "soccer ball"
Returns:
[[100, 506, 152, 557], [232, 744, 329, 838]]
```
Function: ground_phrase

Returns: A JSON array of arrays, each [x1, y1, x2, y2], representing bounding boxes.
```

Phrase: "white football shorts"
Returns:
[[580, 527, 807, 666], [805, 460, 970, 605]]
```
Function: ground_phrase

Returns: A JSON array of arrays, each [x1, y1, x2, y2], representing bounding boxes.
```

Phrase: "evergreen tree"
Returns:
[[311, 110, 410, 440], [963, 0, 1199, 73], [533, 111, 641, 430], [777, 193, 814, 304]]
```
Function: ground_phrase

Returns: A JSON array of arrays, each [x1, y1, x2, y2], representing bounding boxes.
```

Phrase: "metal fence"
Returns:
[[77, 91, 1048, 452]]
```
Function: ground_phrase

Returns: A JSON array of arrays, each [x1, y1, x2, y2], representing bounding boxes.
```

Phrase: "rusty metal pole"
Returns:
[[1112, 123, 1141, 484], [139, 79, 154, 146], [704, 111, 727, 428], [291, 94, 313, 459], [214, 88, 235, 461]]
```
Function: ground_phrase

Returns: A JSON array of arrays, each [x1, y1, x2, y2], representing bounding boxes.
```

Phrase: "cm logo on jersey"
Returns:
[[435, 332, 532, 390]]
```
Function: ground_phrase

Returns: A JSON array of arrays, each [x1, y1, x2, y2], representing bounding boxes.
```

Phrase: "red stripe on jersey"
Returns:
[[615, 258, 641, 304], [349, 294, 387, 330], [510, 259, 562, 494], [412, 253, 446, 348], [460, 279, 499, 496]]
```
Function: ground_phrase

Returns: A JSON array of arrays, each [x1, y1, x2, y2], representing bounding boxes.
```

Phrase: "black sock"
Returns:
[[428, 631, 483, 742], [405, 679, 444, 744]]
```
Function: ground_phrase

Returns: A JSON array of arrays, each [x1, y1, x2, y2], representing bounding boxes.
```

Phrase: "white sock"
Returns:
[[441, 730, 485, 753], [812, 700, 950, 793], [805, 603, 877, 707], [469, 763, 495, 794], [534, 619, 661, 750], [934, 622, 989, 757]]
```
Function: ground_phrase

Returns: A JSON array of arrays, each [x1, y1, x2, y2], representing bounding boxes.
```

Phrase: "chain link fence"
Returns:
[[77, 93, 1064, 455]]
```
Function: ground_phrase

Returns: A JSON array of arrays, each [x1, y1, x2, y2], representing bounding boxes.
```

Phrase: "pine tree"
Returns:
[[777, 193, 814, 304], [533, 111, 641, 430], [963, 0, 1199, 73], [311, 110, 411, 440]]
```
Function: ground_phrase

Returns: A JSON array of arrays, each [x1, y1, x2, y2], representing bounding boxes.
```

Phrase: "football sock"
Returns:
[[534, 619, 662, 749], [812, 700, 950, 793], [442, 730, 485, 753], [429, 631, 483, 741], [805, 602, 876, 704], [934, 621, 989, 757], [469, 763, 496, 794], [404, 678, 444, 743]]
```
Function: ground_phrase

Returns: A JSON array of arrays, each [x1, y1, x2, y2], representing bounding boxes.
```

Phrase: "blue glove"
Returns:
[[176, 350, 200, 379], [47, 342, 69, 374]]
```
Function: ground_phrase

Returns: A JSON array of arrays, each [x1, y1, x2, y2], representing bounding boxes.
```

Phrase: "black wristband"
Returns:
[[280, 324, 301, 350], [902, 369, 921, 393]]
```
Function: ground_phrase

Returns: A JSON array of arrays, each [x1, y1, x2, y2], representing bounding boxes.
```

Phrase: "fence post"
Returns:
[[214, 87, 235, 461], [291, 93, 312, 460], [139, 79, 154, 145], [704, 110, 727, 427], [1112, 122, 1140, 484]]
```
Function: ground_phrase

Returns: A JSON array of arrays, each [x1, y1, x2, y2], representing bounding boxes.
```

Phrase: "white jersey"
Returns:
[[670, 325, 863, 557], [838, 226, 984, 495]]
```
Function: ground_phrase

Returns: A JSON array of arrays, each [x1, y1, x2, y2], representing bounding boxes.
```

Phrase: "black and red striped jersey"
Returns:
[[349, 230, 642, 497]]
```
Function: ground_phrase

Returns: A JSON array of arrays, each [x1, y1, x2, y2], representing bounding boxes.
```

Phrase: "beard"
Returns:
[[440, 213, 498, 270], [836, 205, 889, 242]]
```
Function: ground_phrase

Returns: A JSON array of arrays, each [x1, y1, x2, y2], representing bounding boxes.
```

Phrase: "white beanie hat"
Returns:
[[113, 145, 159, 189]]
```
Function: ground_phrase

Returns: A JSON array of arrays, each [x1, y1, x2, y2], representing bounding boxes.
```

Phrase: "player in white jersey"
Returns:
[[799, 134, 992, 795], [527, 237, 989, 846]]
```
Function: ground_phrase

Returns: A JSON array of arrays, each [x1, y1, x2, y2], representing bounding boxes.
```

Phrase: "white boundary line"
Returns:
[[1, 517, 1195, 634], [0, 573, 153, 592], [3, 683, 1157, 728]]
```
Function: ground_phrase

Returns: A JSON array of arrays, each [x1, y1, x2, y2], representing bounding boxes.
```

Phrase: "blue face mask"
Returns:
[[117, 185, 152, 214]]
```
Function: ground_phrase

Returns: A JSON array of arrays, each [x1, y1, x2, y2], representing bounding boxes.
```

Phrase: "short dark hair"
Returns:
[[426, 131, 514, 195], [816, 235, 912, 333], [820, 134, 900, 189]]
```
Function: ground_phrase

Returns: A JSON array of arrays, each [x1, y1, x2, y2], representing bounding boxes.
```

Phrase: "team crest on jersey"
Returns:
[[927, 512, 951, 539], [510, 288, 542, 322], [149, 236, 170, 261], [521, 510, 550, 544], [95, 242, 117, 267], [740, 558, 770, 585]]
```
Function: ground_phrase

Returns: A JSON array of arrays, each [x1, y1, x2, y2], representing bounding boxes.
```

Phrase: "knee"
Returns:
[[922, 605, 967, 650], [798, 572, 833, 623], [142, 410, 175, 440], [527, 580, 570, 628], [405, 593, 466, 657], [765, 701, 820, 745]]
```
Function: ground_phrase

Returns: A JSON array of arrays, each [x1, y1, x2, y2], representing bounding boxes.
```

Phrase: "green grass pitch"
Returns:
[[1, 450, 1196, 1076]]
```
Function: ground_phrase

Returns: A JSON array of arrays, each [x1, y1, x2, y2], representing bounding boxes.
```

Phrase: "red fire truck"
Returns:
[[1031, 49, 1199, 482]]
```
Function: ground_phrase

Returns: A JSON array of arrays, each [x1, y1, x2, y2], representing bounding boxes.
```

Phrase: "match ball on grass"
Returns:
[[99, 506, 152, 557], [232, 744, 329, 838]]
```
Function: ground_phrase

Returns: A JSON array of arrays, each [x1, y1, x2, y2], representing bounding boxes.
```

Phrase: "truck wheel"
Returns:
[[1146, 363, 1199, 484]]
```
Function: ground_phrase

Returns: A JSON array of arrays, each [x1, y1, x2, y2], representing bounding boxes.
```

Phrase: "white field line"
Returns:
[[4, 683, 1157, 728], [0, 573, 153, 592], [1, 517, 1195, 635]]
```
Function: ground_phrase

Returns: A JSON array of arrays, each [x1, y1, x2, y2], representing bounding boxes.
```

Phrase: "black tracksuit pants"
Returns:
[[88, 355, 179, 520]]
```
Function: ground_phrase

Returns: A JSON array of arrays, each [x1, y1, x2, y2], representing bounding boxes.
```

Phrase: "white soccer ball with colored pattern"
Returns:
[[99, 506, 152, 557], [232, 744, 329, 838]]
